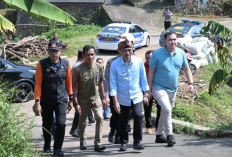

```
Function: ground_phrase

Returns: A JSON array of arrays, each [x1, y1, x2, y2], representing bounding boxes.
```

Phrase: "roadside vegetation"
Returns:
[[23, 24, 103, 63], [0, 82, 38, 156]]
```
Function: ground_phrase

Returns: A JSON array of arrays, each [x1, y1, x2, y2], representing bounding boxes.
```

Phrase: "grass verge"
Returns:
[[18, 24, 103, 63]]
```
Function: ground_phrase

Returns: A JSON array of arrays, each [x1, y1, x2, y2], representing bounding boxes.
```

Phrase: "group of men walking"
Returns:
[[33, 31, 194, 156]]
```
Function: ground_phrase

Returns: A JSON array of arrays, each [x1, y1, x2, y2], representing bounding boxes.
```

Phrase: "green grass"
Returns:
[[15, 24, 103, 64], [170, 62, 232, 130]]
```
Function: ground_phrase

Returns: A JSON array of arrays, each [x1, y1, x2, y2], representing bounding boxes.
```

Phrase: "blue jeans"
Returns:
[[103, 106, 110, 117]]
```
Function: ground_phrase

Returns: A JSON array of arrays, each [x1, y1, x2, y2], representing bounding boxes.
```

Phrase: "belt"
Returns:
[[165, 20, 171, 21]]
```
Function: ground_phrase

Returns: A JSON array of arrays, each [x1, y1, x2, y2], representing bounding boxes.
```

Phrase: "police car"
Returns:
[[95, 21, 151, 51], [159, 20, 203, 47]]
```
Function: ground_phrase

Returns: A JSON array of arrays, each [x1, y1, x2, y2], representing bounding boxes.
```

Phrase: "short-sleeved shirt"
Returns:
[[149, 46, 188, 93], [72, 62, 104, 107]]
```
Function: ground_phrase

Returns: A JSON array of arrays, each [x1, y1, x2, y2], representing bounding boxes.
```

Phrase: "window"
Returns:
[[5, 63, 15, 69], [135, 25, 144, 33], [167, 25, 191, 34], [129, 26, 136, 33], [101, 26, 126, 33]]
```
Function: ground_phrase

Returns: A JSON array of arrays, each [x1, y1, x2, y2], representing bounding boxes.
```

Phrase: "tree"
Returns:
[[200, 20, 232, 95]]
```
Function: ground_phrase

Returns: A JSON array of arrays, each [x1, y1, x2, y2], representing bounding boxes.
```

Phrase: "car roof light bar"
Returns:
[[181, 20, 202, 25], [112, 21, 134, 24]]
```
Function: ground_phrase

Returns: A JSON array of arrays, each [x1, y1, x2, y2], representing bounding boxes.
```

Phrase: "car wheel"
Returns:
[[15, 82, 33, 103], [189, 64, 197, 75], [145, 36, 150, 47]]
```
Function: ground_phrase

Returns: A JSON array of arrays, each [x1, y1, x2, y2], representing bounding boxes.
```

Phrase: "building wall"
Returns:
[[15, 6, 111, 38], [105, 0, 125, 5], [175, 0, 224, 15]]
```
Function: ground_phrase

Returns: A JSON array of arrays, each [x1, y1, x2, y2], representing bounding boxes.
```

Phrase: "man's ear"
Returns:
[[60, 50, 63, 53]]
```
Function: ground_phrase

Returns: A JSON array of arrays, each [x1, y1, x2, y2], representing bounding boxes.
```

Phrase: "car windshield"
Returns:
[[167, 25, 191, 34], [101, 26, 126, 33]]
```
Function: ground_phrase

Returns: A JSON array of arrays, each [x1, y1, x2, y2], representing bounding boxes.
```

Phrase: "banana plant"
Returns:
[[3, 0, 76, 25], [200, 20, 232, 95]]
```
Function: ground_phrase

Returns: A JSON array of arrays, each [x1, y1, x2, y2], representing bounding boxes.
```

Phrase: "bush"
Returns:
[[172, 103, 196, 123], [0, 81, 37, 157]]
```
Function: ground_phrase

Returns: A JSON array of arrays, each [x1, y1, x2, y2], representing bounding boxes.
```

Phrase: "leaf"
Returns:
[[0, 14, 16, 33], [209, 69, 232, 95], [3, 0, 76, 25]]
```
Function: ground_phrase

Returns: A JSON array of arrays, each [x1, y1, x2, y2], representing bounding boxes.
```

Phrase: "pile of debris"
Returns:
[[1, 36, 68, 61]]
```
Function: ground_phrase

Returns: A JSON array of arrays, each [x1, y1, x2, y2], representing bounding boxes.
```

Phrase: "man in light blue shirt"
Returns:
[[148, 31, 195, 147], [110, 39, 149, 151]]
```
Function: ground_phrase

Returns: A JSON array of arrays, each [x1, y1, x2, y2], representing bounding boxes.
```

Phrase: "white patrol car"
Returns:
[[95, 21, 151, 51]]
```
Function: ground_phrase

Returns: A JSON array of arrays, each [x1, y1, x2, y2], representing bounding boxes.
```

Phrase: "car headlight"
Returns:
[[29, 70, 36, 74]]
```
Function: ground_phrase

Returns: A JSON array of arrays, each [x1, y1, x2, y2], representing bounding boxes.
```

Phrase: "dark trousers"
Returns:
[[155, 102, 161, 129], [41, 102, 67, 150], [143, 98, 153, 129], [119, 101, 143, 144], [109, 96, 119, 131], [71, 108, 95, 131], [164, 21, 171, 30]]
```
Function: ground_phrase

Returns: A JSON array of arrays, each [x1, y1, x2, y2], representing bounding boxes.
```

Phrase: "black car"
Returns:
[[0, 58, 36, 102]]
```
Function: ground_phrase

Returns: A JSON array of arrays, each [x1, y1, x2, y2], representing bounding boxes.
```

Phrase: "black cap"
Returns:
[[48, 40, 62, 51]]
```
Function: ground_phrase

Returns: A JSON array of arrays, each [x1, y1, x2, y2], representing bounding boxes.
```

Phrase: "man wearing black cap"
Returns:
[[110, 39, 149, 151], [33, 40, 73, 156]]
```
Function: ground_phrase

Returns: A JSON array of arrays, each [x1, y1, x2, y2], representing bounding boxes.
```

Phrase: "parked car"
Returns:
[[95, 21, 151, 51], [0, 58, 36, 102], [159, 20, 203, 47]]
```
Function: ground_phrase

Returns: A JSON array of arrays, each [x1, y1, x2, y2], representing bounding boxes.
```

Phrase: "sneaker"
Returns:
[[104, 116, 110, 120], [145, 128, 152, 134], [108, 129, 115, 143], [155, 135, 167, 143], [120, 144, 127, 151], [89, 119, 96, 124], [167, 135, 176, 146], [133, 142, 145, 150], [69, 130, 79, 138], [53, 149, 64, 156]]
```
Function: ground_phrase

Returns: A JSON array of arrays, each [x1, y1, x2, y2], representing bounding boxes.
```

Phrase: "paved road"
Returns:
[[21, 19, 232, 157]]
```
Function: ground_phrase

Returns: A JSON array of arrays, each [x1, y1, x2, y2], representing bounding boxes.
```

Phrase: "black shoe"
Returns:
[[155, 135, 167, 143], [127, 124, 131, 132], [53, 149, 64, 156], [80, 142, 87, 150], [108, 129, 115, 143], [69, 130, 79, 138], [89, 119, 96, 124], [104, 116, 110, 120], [167, 135, 176, 146], [43, 148, 51, 153], [94, 145, 106, 151], [120, 144, 127, 151], [133, 143, 145, 150]]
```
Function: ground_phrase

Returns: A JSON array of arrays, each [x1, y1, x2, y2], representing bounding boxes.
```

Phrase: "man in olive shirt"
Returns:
[[72, 45, 108, 152]]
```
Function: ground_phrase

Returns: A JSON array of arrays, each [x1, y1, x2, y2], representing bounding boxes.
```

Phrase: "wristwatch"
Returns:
[[35, 99, 40, 103], [73, 102, 79, 107], [143, 95, 149, 98], [69, 94, 74, 101], [188, 83, 194, 85]]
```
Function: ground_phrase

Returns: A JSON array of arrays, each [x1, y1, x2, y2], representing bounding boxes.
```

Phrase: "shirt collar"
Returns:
[[120, 55, 134, 66], [84, 61, 94, 69], [164, 46, 177, 55]]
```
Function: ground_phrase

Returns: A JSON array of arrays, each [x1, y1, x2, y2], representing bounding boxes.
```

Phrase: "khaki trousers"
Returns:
[[78, 98, 103, 145]]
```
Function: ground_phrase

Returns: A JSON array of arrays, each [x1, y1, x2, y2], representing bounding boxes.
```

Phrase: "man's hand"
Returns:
[[102, 97, 107, 109], [74, 105, 81, 115], [106, 98, 110, 107], [33, 102, 42, 116], [114, 102, 121, 114], [67, 100, 73, 114], [143, 97, 149, 107], [148, 90, 153, 101], [188, 85, 195, 93]]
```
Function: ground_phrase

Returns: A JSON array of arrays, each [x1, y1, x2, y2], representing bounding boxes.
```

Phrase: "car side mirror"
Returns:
[[143, 29, 147, 32]]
